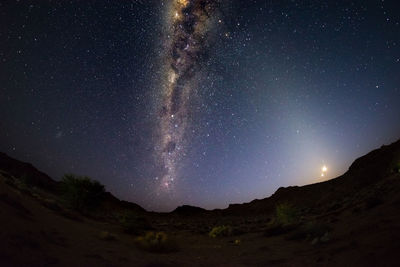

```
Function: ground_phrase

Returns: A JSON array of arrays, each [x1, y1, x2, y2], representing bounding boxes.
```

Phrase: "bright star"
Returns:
[[322, 165, 327, 172]]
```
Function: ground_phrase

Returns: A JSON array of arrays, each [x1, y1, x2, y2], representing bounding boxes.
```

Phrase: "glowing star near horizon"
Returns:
[[320, 165, 328, 177], [155, 0, 219, 192]]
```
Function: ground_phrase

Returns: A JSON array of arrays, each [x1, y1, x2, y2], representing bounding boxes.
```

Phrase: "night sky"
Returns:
[[1, 0, 400, 211]]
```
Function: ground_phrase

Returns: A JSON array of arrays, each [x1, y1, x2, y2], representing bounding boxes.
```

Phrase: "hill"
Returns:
[[223, 140, 400, 216]]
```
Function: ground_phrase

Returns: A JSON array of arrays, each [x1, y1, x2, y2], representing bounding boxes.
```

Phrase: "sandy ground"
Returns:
[[1, 168, 400, 267]]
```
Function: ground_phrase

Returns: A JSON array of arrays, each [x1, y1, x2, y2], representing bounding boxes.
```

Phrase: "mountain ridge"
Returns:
[[1, 139, 399, 214]]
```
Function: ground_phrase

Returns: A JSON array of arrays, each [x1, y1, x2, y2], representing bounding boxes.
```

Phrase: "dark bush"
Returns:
[[60, 174, 105, 212], [394, 162, 400, 173], [99, 231, 117, 241], [119, 212, 152, 235], [275, 203, 300, 226], [287, 221, 331, 241], [264, 203, 301, 237]]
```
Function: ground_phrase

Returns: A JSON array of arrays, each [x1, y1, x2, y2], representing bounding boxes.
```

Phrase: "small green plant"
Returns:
[[12, 173, 32, 193], [20, 173, 32, 186], [119, 212, 152, 235], [134, 231, 177, 253], [209, 225, 233, 238], [60, 174, 105, 212], [275, 203, 300, 226]]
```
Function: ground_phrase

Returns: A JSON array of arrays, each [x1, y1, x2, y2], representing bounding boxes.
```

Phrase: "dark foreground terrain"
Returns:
[[1, 140, 400, 266]]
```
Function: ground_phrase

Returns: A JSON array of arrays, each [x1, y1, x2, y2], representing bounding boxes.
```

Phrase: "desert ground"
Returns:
[[1, 140, 400, 266]]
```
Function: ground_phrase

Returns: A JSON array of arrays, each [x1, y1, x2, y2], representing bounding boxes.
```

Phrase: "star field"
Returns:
[[1, 0, 399, 211]]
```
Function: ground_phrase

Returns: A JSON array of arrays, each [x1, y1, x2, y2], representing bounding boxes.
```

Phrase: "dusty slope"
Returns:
[[0, 140, 399, 266]]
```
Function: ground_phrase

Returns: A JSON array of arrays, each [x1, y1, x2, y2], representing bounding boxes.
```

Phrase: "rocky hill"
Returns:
[[223, 139, 400, 216]]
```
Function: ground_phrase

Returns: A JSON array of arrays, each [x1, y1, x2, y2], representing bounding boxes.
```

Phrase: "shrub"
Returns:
[[209, 225, 233, 238], [60, 174, 105, 212], [119, 212, 152, 235], [394, 162, 400, 173], [275, 203, 300, 226], [99, 231, 116, 241], [134, 231, 177, 253], [287, 221, 330, 241]]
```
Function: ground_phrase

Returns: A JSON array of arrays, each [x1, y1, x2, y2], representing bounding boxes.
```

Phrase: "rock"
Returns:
[[311, 237, 319, 245], [320, 232, 330, 242]]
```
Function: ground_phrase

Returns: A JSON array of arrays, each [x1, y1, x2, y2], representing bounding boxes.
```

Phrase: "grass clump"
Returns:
[[134, 231, 177, 253], [119, 212, 152, 235], [60, 174, 105, 212], [209, 225, 233, 238]]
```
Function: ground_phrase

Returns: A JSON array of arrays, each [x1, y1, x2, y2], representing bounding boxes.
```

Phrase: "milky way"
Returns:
[[156, 0, 219, 191]]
